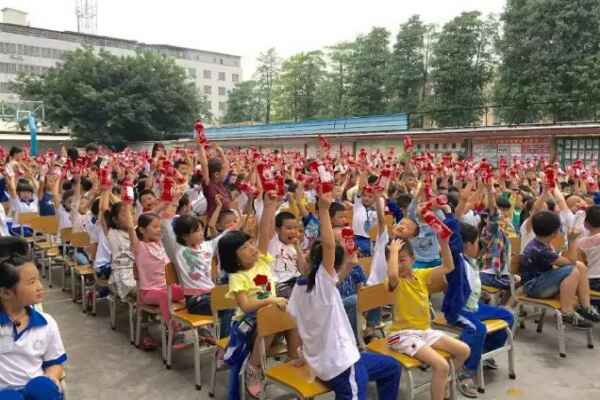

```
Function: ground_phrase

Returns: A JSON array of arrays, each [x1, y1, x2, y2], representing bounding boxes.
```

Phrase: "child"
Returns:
[[521, 210, 600, 328], [352, 185, 378, 257], [104, 202, 136, 301], [454, 222, 515, 385], [219, 192, 299, 399], [0, 237, 67, 400], [386, 234, 471, 400], [578, 205, 600, 296], [287, 194, 401, 400], [267, 211, 306, 298], [127, 208, 184, 328]]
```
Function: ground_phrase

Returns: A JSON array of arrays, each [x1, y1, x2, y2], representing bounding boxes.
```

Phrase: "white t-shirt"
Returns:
[[267, 235, 299, 283], [0, 205, 9, 236], [0, 308, 67, 390], [187, 186, 208, 216], [287, 266, 360, 381], [578, 233, 600, 279], [57, 205, 72, 231], [88, 221, 111, 269], [174, 239, 219, 293], [519, 218, 535, 253], [367, 227, 389, 285], [461, 210, 481, 229], [9, 195, 39, 228], [352, 195, 378, 238]]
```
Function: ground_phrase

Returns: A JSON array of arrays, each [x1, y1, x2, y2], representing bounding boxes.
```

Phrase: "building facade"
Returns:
[[0, 8, 242, 120]]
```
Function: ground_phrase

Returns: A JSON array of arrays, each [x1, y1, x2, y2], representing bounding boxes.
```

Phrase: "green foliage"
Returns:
[[430, 11, 497, 127], [223, 80, 262, 124], [274, 51, 326, 122], [495, 0, 600, 124], [347, 27, 391, 115], [254, 48, 281, 123], [318, 42, 354, 118], [13, 47, 210, 150]]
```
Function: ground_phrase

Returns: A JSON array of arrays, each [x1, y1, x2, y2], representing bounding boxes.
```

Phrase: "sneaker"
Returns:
[[245, 363, 264, 398], [483, 358, 499, 370], [563, 311, 593, 329], [576, 305, 600, 323], [457, 374, 478, 398]]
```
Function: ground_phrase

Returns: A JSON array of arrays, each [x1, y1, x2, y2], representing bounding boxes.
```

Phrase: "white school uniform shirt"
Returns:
[[0, 307, 67, 390], [287, 266, 360, 381], [267, 235, 300, 283], [577, 233, 600, 279], [352, 195, 378, 238], [57, 205, 72, 231], [367, 227, 389, 285], [0, 205, 9, 236], [9, 195, 39, 230], [461, 210, 481, 229], [88, 220, 111, 269]]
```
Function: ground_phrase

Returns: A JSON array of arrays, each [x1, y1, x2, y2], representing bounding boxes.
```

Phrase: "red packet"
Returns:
[[341, 226, 357, 255], [161, 176, 175, 202], [403, 135, 413, 152], [544, 166, 556, 189], [421, 208, 452, 240], [122, 176, 134, 204], [376, 168, 392, 191], [194, 120, 208, 148], [99, 166, 112, 189], [275, 174, 286, 197], [257, 162, 276, 192]]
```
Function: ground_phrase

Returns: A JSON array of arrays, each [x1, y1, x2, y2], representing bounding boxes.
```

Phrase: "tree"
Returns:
[[387, 15, 429, 114], [255, 48, 281, 124], [13, 48, 210, 149], [347, 27, 391, 115], [429, 11, 498, 127], [223, 80, 262, 124], [274, 51, 326, 122], [319, 42, 354, 118], [495, 0, 600, 124]]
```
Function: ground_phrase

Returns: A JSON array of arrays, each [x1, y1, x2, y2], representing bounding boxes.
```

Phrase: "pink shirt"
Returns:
[[134, 241, 170, 291]]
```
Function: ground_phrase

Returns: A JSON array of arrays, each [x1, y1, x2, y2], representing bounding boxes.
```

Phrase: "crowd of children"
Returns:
[[1, 135, 600, 400]]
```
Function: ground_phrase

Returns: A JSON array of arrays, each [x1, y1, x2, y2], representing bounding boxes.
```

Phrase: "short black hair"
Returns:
[[306, 240, 345, 292], [367, 175, 378, 185], [67, 147, 79, 163], [16, 181, 34, 194], [395, 193, 413, 209], [385, 239, 415, 259], [0, 237, 33, 295], [85, 144, 99, 153], [218, 231, 252, 274], [496, 195, 512, 209], [104, 202, 125, 230], [208, 158, 223, 177], [139, 189, 157, 199], [80, 176, 93, 192], [328, 202, 346, 218], [531, 211, 561, 237], [173, 215, 204, 246], [585, 205, 600, 229], [460, 222, 479, 244], [275, 211, 296, 228], [174, 160, 188, 170]]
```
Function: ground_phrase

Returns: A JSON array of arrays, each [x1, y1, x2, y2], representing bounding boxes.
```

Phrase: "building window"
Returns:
[[218, 72, 226, 81], [203, 70, 212, 79], [218, 87, 226, 96], [232, 73, 240, 83], [204, 85, 212, 95], [416, 144, 422, 150], [452, 143, 457, 149], [219, 102, 227, 111], [434, 143, 439, 150], [219, 58, 224, 65], [187, 68, 196, 78]]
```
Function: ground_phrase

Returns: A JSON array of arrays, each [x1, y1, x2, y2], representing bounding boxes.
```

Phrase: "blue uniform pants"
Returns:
[[0, 376, 63, 400], [325, 352, 401, 400], [456, 303, 514, 373]]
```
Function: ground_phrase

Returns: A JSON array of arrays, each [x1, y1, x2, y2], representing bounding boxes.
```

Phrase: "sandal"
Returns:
[[457, 375, 478, 398]]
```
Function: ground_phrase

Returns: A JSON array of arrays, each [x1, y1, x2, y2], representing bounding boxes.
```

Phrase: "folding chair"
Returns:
[[357, 283, 457, 400], [252, 304, 331, 400], [512, 237, 594, 357], [209, 285, 237, 397], [133, 263, 162, 348], [165, 263, 213, 390], [59, 228, 73, 292], [68, 231, 95, 309], [16, 212, 37, 244]]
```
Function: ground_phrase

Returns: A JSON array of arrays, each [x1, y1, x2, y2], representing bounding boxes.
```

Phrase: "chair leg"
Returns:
[[166, 319, 174, 369], [71, 272, 76, 302], [448, 360, 457, 400], [109, 296, 116, 330], [507, 329, 516, 379], [406, 369, 415, 400], [161, 320, 166, 363], [48, 256, 53, 288], [209, 347, 218, 397], [476, 362, 485, 393], [586, 327, 594, 349], [80, 275, 87, 313], [129, 304, 136, 344], [135, 309, 143, 348], [192, 329, 202, 390], [91, 283, 97, 316], [555, 310, 566, 358]]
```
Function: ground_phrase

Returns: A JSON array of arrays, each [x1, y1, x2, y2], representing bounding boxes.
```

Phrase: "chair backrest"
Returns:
[[357, 283, 394, 313], [69, 231, 91, 248], [17, 212, 38, 227], [427, 271, 448, 295], [35, 215, 59, 236], [165, 263, 179, 285], [510, 237, 521, 274], [210, 285, 237, 313], [256, 304, 296, 338], [60, 228, 73, 243]]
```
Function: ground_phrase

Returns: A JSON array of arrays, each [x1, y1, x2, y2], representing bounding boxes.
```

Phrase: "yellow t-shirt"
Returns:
[[389, 268, 433, 331], [226, 252, 276, 320]]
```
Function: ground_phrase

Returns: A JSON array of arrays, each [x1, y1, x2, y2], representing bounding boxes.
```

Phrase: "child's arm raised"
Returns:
[[124, 203, 139, 253], [207, 194, 223, 237], [374, 187, 386, 237], [386, 239, 403, 291], [318, 193, 336, 277], [257, 191, 279, 255], [429, 233, 455, 284], [197, 143, 210, 187]]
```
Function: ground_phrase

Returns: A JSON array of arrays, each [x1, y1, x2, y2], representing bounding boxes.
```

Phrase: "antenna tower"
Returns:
[[75, 0, 98, 34]]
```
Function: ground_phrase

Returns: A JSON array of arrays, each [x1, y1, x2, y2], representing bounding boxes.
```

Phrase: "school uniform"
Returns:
[[352, 196, 378, 257], [8, 196, 39, 237], [0, 307, 66, 400], [288, 267, 401, 400]]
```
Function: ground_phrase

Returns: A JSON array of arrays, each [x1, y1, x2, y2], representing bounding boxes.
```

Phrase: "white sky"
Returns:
[[3, 0, 505, 78]]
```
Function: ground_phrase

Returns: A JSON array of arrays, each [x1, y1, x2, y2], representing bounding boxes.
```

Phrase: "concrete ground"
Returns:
[[42, 283, 600, 400]]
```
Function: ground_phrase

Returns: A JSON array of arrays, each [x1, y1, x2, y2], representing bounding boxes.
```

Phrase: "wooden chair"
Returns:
[[30, 215, 61, 288], [59, 228, 73, 292], [165, 262, 213, 390], [68, 231, 95, 308], [511, 237, 594, 357], [357, 283, 457, 400], [252, 304, 331, 400], [16, 212, 37, 244], [208, 285, 238, 398]]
